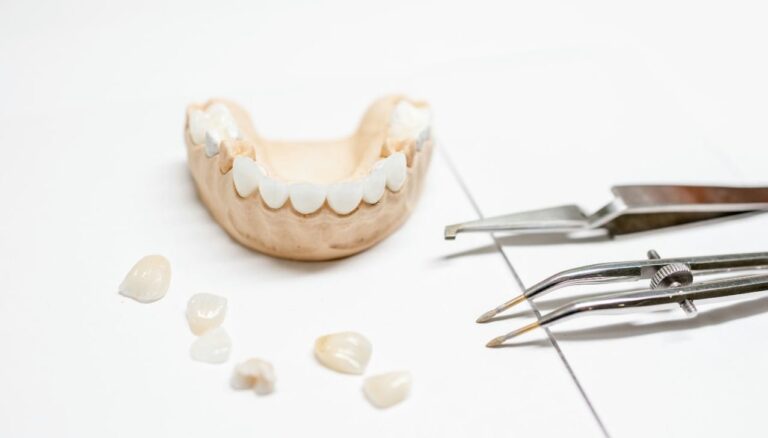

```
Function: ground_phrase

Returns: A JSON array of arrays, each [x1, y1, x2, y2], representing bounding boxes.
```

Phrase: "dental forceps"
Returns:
[[445, 185, 768, 240], [482, 250, 768, 347]]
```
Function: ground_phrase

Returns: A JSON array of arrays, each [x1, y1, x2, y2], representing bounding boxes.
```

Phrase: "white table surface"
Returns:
[[2, 1, 768, 437]]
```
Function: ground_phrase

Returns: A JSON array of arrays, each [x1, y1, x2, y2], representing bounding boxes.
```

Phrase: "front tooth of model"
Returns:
[[389, 101, 431, 140], [231, 358, 276, 395], [362, 166, 386, 204], [233, 156, 264, 197], [384, 152, 407, 192], [204, 130, 222, 157], [363, 371, 412, 409], [190, 326, 232, 364], [289, 183, 327, 214], [259, 176, 289, 209], [188, 110, 209, 144], [186, 293, 227, 335], [314, 331, 372, 374], [327, 181, 363, 215], [119, 255, 171, 303]]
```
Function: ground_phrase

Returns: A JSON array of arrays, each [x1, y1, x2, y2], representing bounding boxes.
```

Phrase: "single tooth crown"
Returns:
[[259, 176, 290, 209], [186, 293, 228, 335], [362, 167, 387, 204], [314, 331, 372, 374], [232, 156, 264, 198], [189, 110, 208, 144], [289, 183, 327, 214], [190, 327, 232, 364], [231, 358, 276, 395], [384, 152, 407, 192], [204, 130, 222, 157], [363, 371, 412, 409], [118, 255, 171, 303], [327, 181, 364, 215]]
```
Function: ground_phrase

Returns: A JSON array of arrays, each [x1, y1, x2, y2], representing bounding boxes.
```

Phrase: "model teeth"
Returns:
[[204, 130, 222, 158], [314, 331, 372, 375], [190, 326, 232, 364], [186, 293, 227, 335], [189, 104, 241, 157], [415, 126, 431, 151], [362, 167, 387, 204], [232, 156, 264, 198], [389, 101, 431, 142], [289, 183, 327, 214], [327, 181, 364, 215], [383, 152, 407, 192], [231, 358, 276, 395], [191, 99, 430, 217], [189, 110, 209, 144], [229, 155, 405, 212], [118, 255, 171, 303], [363, 371, 412, 409], [259, 176, 289, 209]]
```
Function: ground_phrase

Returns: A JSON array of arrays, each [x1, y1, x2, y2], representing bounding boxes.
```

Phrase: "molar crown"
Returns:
[[189, 103, 241, 157], [389, 101, 432, 148], [314, 331, 372, 375], [231, 358, 276, 395]]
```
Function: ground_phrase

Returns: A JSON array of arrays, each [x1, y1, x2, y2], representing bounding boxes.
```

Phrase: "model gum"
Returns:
[[184, 96, 434, 261], [314, 331, 372, 375]]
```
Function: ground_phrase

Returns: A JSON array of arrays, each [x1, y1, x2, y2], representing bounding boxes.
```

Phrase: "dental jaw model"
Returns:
[[184, 95, 434, 261]]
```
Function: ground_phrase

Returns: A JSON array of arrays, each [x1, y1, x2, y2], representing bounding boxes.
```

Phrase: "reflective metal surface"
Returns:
[[445, 185, 768, 240]]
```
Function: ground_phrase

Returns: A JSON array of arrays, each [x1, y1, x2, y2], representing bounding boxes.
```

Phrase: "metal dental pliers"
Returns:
[[445, 185, 768, 240], [481, 250, 768, 347]]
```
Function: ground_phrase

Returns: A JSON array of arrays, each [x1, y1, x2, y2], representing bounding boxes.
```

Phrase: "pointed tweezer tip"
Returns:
[[486, 336, 506, 348], [476, 294, 527, 323], [485, 321, 541, 348], [476, 309, 498, 324]]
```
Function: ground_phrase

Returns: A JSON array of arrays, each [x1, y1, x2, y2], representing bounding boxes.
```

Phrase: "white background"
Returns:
[[2, 1, 768, 437]]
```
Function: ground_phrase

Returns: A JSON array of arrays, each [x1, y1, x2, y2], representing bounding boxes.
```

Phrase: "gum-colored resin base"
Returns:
[[184, 96, 434, 261]]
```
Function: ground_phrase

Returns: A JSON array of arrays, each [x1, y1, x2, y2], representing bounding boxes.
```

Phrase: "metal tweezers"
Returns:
[[481, 250, 768, 347], [445, 185, 768, 240]]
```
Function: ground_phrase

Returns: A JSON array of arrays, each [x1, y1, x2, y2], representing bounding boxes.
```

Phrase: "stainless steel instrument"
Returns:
[[445, 185, 768, 240], [481, 250, 768, 347]]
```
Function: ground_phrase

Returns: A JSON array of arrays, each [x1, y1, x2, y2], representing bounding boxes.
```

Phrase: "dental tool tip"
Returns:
[[486, 336, 506, 348], [486, 321, 541, 348], [476, 294, 526, 323], [476, 309, 498, 324]]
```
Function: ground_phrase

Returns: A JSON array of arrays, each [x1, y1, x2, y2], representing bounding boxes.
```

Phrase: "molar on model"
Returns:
[[189, 103, 241, 157], [184, 95, 435, 260]]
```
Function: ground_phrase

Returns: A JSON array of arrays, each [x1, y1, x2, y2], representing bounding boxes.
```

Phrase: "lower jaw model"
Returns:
[[184, 95, 434, 261]]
